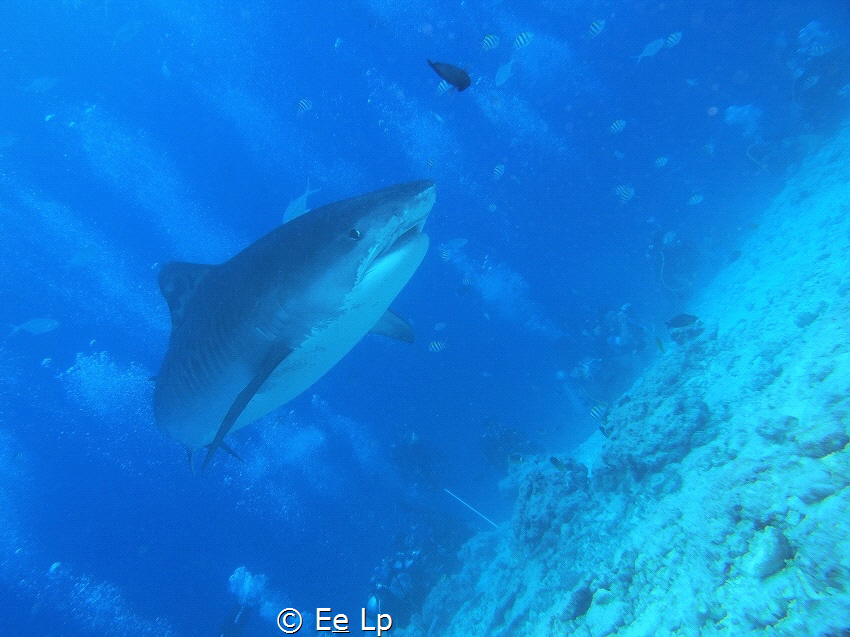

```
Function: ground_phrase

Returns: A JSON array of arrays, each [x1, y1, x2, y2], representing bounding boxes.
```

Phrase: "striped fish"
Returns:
[[609, 119, 626, 133], [589, 404, 608, 421], [481, 34, 499, 51], [687, 194, 704, 205], [428, 339, 447, 353], [297, 98, 312, 113], [654, 156, 668, 168], [436, 79, 451, 95], [665, 32, 682, 48], [513, 31, 533, 50], [588, 20, 605, 38], [615, 184, 635, 202], [493, 164, 505, 179]]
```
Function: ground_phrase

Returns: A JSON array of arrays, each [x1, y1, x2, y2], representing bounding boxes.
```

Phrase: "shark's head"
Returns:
[[352, 180, 435, 283], [307, 180, 434, 284], [263, 180, 435, 301]]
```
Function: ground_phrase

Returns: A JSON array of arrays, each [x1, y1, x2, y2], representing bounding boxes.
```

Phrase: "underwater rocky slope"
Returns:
[[398, 124, 850, 636]]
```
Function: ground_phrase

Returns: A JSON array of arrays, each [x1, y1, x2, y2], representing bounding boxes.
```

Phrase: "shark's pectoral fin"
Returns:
[[202, 340, 293, 471], [370, 309, 415, 343], [219, 442, 243, 462]]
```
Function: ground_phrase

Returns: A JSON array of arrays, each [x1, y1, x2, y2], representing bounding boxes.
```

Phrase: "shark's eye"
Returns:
[[348, 229, 361, 240]]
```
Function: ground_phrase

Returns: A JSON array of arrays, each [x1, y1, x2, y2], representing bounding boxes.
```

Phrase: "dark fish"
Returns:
[[665, 313, 699, 328], [550, 456, 566, 471], [428, 60, 471, 91]]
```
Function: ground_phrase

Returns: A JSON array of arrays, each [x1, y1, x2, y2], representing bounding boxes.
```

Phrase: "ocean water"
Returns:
[[0, 1, 848, 635]]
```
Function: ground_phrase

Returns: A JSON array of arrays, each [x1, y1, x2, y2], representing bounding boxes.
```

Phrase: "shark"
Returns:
[[153, 180, 436, 469]]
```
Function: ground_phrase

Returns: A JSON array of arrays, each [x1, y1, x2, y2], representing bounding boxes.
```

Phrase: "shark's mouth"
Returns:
[[374, 215, 429, 262]]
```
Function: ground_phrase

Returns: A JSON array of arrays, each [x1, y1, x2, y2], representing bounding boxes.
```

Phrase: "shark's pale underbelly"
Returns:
[[236, 234, 428, 429]]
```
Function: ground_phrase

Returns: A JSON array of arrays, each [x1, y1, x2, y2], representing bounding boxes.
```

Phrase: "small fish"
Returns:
[[296, 98, 312, 113], [481, 34, 499, 51], [665, 32, 682, 48], [428, 339, 447, 353], [800, 75, 820, 91], [589, 404, 608, 421], [665, 313, 698, 328], [493, 164, 505, 180], [550, 456, 566, 471], [436, 79, 451, 95], [609, 119, 626, 133], [494, 59, 515, 86], [428, 60, 471, 91], [587, 20, 605, 38], [513, 31, 533, 50], [439, 238, 467, 262], [426, 158, 436, 170], [508, 452, 525, 465], [433, 322, 447, 331], [613, 150, 625, 160], [702, 143, 715, 155], [635, 38, 665, 65], [807, 43, 828, 57], [283, 179, 320, 223], [615, 184, 635, 202], [7, 317, 59, 337], [655, 336, 665, 354], [654, 156, 668, 167], [687, 194, 704, 205]]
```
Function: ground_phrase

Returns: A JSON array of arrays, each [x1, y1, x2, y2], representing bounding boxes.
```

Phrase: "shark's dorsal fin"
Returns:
[[202, 339, 293, 471], [370, 309, 415, 343], [158, 262, 214, 328]]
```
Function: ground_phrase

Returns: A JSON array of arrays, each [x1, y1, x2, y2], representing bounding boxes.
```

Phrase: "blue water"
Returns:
[[0, 1, 847, 635]]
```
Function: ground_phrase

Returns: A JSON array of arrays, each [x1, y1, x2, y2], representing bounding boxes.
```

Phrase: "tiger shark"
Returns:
[[153, 180, 436, 469]]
